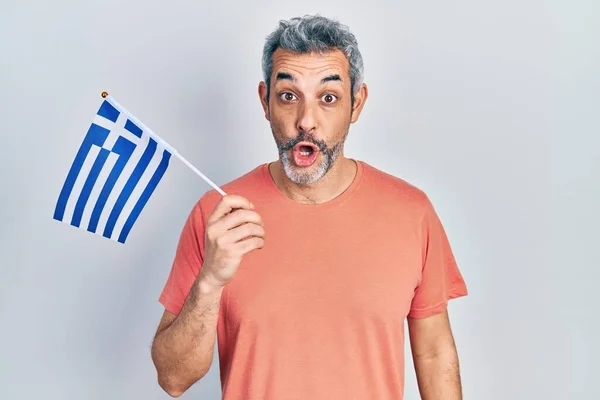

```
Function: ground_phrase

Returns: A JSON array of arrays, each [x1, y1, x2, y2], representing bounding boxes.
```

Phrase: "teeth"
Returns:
[[300, 151, 310, 156]]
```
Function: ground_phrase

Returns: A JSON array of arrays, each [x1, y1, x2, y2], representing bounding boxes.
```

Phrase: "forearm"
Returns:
[[151, 274, 223, 395], [413, 350, 462, 400]]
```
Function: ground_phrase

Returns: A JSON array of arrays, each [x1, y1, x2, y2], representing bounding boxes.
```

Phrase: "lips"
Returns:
[[293, 141, 319, 154], [292, 142, 319, 167]]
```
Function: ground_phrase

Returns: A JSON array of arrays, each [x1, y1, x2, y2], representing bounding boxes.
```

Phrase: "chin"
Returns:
[[280, 153, 331, 185]]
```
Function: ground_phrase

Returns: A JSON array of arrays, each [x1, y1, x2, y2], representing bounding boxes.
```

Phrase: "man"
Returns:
[[151, 14, 468, 399]]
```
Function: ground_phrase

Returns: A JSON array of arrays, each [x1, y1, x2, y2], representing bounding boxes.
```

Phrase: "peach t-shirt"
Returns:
[[159, 160, 467, 399]]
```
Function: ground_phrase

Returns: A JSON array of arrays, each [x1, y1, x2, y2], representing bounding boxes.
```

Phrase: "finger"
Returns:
[[224, 222, 265, 243], [207, 195, 254, 225], [216, 209, 263, 232], [235, 236, 265, 255]]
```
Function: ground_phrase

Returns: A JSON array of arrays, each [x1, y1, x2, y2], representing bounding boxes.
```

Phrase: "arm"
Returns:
[[407, 309, 462, 399], [151, 194, 265, 397], [151, 271, 223, 397]]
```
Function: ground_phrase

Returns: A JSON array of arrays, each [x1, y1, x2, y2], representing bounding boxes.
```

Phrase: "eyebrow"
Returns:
[[276, 72, 294, 82], [321, 74, 342, 84], [275, 72, 343, 85]]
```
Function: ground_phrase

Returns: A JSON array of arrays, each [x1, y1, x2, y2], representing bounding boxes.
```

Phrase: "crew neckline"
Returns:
[[260, 159, 365, 211]]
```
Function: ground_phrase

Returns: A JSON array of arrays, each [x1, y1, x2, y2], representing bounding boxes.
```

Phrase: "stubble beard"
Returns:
[[271, 125, 349, 186]]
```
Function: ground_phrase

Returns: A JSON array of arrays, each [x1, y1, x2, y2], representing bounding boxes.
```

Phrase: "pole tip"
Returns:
[[101, 91, 108, 98]]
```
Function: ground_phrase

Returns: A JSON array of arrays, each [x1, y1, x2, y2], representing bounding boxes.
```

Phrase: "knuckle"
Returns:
[[222, 196, 234, 207], [237, 209, 251, 219], [206, 227, 216, 241], [242, 224, 255, 237], [215, 236, 227, 248], [254, 224, 265, 236], [247, 211, 260, 224], [228, 210, 244, 225], [242, 210, 257, 225]]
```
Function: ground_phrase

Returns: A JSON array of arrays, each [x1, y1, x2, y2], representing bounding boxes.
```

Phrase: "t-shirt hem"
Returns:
[[408, 288, 468, 319], [158, 293, 183, 316]]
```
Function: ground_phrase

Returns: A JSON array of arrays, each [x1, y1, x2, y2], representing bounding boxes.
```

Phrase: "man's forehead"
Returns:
[[271, 48, 350, 80]]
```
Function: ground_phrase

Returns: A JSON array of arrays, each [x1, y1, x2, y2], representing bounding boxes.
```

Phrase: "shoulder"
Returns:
[[359, 161, 433, 215]]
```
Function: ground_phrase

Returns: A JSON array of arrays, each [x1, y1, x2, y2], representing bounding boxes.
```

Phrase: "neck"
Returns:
[[268, 156, 357, 204]]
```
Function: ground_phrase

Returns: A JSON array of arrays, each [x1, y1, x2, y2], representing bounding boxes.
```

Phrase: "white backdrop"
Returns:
[[1, 0, 598, 399]]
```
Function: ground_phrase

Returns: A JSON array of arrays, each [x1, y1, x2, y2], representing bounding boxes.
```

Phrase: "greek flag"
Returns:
[[53, 94, 173, 243]]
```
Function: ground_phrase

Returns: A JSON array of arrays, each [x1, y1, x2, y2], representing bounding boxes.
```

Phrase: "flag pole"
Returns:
[[101, 91, 227, 196]]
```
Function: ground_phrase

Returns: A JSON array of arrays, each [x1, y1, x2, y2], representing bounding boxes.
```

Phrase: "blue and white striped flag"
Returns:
[[53, 94, 174, 243]]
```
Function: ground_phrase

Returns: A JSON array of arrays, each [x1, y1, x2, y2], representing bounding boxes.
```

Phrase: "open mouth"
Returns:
[[298, 145, 314, 156], [292, 142, 320, 167], [294, 142, 319, 154]]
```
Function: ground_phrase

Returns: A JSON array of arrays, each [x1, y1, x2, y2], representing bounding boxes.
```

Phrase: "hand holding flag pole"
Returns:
[[53, 91, 226, 243]]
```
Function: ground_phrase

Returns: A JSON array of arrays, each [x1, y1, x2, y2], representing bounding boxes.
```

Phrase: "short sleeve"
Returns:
[[408, 197, 468, 318], [158, 199, 207, 315]]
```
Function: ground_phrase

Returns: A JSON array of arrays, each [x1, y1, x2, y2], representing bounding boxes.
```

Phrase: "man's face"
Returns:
[[259, 48, 366, 185]]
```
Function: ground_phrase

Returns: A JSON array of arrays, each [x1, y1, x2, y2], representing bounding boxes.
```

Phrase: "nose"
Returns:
[[296, 100, 317, 133]]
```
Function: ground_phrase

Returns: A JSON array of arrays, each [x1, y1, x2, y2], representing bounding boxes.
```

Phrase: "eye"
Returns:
[[321, 94, 338, 104], [279, 92, 297, 102]]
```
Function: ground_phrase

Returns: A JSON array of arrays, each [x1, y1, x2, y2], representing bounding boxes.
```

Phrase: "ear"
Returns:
[[350, 83, 368, 123], [258, 81, 270, 121]]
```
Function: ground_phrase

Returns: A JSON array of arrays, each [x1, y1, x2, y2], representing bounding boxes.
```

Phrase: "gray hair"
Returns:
[[261, 14, 364, 103]]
